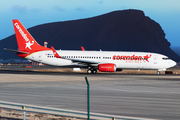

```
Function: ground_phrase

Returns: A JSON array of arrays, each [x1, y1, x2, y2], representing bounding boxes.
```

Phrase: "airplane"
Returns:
[[5, 19, 177, 74]]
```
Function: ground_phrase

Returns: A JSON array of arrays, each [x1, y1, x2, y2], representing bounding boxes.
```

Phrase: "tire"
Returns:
[[92, 69, 97, 74], [87, 69, 92, 74], [157, 71, 161, 74]]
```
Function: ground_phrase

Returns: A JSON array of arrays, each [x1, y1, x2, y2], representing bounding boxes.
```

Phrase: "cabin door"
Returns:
[[38, 53, 42, 61], [153, 55, 158, 64]]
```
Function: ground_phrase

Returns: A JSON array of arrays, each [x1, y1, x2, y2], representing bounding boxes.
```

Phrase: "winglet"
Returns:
[[51, 46, 61, 58], [81, 46, 85, 51]]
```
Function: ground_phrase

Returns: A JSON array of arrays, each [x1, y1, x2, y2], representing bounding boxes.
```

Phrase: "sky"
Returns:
[[0, 0, 180, 47]]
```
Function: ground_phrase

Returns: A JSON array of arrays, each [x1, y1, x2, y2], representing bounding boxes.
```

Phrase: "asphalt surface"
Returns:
[[0, 68, 180, 120]]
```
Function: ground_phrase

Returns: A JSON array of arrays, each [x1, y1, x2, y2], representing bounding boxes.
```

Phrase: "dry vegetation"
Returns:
[[0, 108, 83, 120]]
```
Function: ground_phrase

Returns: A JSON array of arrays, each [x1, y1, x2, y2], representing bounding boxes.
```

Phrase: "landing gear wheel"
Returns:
[[92, 69, 97, 74], [87, 68, 97, 74], [157, 71, 161, 74], [87, 69, 92, 74]]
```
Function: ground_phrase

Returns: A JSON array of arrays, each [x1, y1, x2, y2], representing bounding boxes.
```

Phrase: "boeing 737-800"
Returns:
[[5, 20, 176, 74]]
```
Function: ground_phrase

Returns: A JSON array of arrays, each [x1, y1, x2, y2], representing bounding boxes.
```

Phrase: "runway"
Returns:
[[0, 70, 180, 120]]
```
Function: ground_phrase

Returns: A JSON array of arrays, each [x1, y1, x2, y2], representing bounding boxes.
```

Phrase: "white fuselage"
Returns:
[[25, 50, 176, 71]]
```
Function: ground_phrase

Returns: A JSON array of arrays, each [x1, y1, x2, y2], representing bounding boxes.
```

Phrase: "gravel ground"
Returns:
[[0, 108, 83, 120]]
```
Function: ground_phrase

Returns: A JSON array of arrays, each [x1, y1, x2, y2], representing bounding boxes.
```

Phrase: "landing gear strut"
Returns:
[[87, 67, 97, 74]]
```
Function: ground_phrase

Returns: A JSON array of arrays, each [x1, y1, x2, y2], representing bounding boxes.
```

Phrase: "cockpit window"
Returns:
[[162, 58, 170, 60]]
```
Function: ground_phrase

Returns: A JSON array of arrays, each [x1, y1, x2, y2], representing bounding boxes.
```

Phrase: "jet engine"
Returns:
[[98, 63, 116, 72]]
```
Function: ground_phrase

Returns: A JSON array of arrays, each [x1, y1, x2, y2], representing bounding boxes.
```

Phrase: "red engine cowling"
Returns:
[[98, 63, 116, 72]]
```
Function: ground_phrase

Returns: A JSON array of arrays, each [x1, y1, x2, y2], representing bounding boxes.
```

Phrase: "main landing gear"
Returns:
[[87, 67, 97, 74]]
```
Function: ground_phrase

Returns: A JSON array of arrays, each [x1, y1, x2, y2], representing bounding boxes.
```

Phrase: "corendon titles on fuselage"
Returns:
[[113, 54, 152, 63]]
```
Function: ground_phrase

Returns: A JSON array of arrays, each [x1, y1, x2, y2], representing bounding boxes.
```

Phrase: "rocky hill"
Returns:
[[1, 9, 180, 61], [171, 46, 180, 56]]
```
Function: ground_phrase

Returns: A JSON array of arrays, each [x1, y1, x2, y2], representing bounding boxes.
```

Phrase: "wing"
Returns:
[[69, 58, 99, 65], [51, 46, 99, 65]]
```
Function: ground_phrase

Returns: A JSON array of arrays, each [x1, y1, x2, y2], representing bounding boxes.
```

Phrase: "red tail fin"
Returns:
[[12, 20, 50, 52]]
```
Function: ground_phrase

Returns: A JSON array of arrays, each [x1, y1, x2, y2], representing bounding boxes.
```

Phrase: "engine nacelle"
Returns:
[[98, 63, 116, 72]]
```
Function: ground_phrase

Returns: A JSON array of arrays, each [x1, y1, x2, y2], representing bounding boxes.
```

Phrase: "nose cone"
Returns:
[[170, 60, 177, 67]]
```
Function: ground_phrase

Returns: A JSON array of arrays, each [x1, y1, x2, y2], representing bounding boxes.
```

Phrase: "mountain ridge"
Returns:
[[1, 9, 180, 61]]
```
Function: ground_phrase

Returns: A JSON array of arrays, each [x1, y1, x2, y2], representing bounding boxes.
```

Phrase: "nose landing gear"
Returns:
[[157, 71, 161, 74]]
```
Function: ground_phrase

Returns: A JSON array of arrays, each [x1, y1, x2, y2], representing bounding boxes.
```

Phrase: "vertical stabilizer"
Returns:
[[12, 20, 50, 52]]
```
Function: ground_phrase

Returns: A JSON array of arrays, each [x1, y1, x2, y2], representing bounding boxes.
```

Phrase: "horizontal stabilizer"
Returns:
[[4, 48, 29, 54]]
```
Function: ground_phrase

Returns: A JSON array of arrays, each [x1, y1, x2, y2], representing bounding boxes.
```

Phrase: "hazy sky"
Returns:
[[0, 0, 180, 47]]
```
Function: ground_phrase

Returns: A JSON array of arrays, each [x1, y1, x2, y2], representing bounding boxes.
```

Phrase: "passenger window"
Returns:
[[162, 58, 169, 60]]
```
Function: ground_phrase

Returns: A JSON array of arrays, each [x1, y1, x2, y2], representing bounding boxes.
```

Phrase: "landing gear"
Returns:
[[87, 67, 97, 74], [157, 71, 161, 74], [92, 69, 97, 74], [87, 69, 92, 74]]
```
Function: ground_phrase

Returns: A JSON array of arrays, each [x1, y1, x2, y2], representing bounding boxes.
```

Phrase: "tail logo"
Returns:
[[14, 22, 34, 50], [25, 41, 34, 50]]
